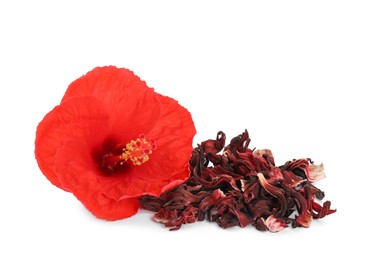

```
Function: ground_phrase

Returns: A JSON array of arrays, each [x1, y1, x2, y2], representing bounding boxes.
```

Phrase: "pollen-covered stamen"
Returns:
[[101, 134, 156, 171], [120, 134, 156, 166]]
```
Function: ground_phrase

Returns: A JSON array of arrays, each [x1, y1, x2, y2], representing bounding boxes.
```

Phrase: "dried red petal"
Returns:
[[254, 218, 268, 231], [265, 215, 288, 232], [257, 173, 287, 217], [201, 131, 226, 155], [307, 163, 326, 182], [254, 149, 275, 166], [311, 201, 336, 218], [198, 189, 225, 221], [154, 208, 178, 224], [282, 170, 305, 187], [249, 199, 273, 219], [296, 212, 313, 228], [154, 205, 198, 231], [241, 181, 260, 204]]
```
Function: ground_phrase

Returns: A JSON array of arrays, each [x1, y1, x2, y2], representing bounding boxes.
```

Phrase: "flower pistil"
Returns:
[[102, 134, 156, 170], [121, 134, 156, 166]]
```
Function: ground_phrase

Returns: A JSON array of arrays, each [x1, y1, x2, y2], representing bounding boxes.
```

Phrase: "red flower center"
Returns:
[[101, 134, 156, 171]]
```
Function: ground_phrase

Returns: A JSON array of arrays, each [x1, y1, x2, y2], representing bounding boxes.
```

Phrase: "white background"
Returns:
[[1, 0, 373, 259]]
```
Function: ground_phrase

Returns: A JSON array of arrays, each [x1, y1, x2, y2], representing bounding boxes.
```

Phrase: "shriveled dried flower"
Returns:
[[140, 130, 336, 232]]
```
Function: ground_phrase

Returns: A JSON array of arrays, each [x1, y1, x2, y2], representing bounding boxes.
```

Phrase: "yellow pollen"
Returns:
[[120, 134, 156, 166]]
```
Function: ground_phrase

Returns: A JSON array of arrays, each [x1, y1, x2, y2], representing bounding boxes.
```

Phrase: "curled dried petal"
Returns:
[[238, 151, 271, 172], [249, 199, 273, 219], [282, 158, 309, 172], [201, 131, 226, 155], [311, 200, 336, 219], [307, 163, 326, 182], [254, 149, 275, 166], [208, 193, 250, 228], [241, 181, 260, 204], [224, 129, 250, 154], [154, 208, 178, 224], [163, 185, 199, 210], [139, 195, 164, 212], [283, 185, 309, 214], [282, 159, 325, 182], [266, 168, 284, 183], [265, 215, 288, 232], [254, 218, 268, 231], [257, 173, 287, 217], [154, 205, 198, 231], [198, 189, 225, 221], [296, 212, 313, 228], [282, 170, 305, 187]]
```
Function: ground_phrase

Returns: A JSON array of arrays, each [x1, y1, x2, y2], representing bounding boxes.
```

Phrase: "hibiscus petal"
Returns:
[[282, 170, 305, 187], [254, 149, 275, 166], [160, 166, 191, 193], [198, 189, 226, 221], [201, 131, 226, 154], [265, 215, 288, 232], [311, 200, 336, 218], [97, 94, 196, 200], [296, 212, 313, 228], [257, 173, 287, 217], [307, 163, 326, 182], [35, 96, 109, 189], [62, 66, 162, 142], [55, 140, 139, 220]]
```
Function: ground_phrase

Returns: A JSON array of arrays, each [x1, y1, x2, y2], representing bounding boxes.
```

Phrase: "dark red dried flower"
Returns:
[[140, 130, 336, 232]]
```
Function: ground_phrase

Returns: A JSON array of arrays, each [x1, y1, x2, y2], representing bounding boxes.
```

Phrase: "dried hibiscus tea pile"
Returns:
[[140, 130, 336, 232]]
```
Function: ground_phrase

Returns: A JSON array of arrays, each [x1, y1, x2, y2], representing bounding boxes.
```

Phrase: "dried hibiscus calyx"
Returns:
[[140, 130, 336, 232]]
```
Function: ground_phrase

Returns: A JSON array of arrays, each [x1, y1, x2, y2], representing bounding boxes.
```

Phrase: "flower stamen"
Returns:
[[101, 134, 156, 171], [120, 134, 156, 166]]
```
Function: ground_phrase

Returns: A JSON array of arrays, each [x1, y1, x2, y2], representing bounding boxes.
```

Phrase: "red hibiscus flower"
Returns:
[[35, 66, 196, 220]]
